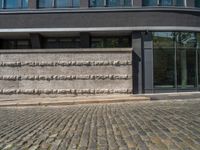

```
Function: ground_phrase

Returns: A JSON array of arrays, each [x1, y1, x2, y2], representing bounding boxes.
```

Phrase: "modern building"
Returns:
[[0, 0, 200, 96]]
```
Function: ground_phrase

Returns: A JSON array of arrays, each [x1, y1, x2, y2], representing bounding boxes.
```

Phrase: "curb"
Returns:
[[0, 96, 150, 107]]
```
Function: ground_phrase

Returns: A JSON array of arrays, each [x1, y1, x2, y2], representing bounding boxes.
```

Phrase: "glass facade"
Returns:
[[91, 36, 131, 48], [153, 32, 200, 91], [143, 0, 157, 6], [143, 0, 184, 6], [90, 0, 104, 7], [0, 0, 28, 9], [196, 0, 200, 7], [38, 0, 80, 8], [1, 40, 31, 49], [43, 37, 80, 48], [90, 0, 132, 7]]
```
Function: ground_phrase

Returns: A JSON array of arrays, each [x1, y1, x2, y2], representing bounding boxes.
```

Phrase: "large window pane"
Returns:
[[4, 0, 19, 9], [0, 0, 3, 8], [107, 0, 120, 7], [153, 32, 174, 48], [177, 48, 196, 89], [143, 0, 157, 6], [55, 0, 67, 7], [91, 37, 131, 48], [176, 0, 184, 6], [124, 0, 132, 6], [2, 40, 30, 49], [72, 0, 80, 7], [90, 0, 104, 7], [22, 0, 29, 8], [196, 0, 200, 7], [159, 0, 173, 6], [43, 37, 80, 48], [153, 32, 198, 91], [38, 0, 53, 8], [153, 32, 175, 88], [176, 32, 197, 89]]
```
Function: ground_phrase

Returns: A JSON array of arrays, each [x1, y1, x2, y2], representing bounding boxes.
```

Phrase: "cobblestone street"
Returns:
[[0, 99, 200, 150]]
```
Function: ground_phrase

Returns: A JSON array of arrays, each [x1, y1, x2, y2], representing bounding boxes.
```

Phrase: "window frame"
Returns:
[[89, 0, 133, 7], [38, 0, 80, 8], [142, 0, 186, 7], [0, 0, 29, 9]]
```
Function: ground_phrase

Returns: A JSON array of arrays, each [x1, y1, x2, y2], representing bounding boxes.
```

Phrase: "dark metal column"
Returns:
[[132, 32, 143, 94], [143, 32, 154, 93]]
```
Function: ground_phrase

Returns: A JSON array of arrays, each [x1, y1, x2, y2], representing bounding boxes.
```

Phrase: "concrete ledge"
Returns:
[[0, 95, 150, 107], [0, 48, 132, 54]]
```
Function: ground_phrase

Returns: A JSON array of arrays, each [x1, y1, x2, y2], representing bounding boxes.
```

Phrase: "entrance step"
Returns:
[[141, 92, 200, 100]]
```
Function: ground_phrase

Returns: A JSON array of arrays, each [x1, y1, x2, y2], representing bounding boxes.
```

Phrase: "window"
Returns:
[[143, 0, 184, 6], [1, 40, 31, 49], [153, 32, 198, 91], [91, 36, 131, 48], [38, 0, 80, 8], [90, 0, 132, 7], [0, 0, 28, 9], [196, 0, 200, 7], [143, 0, 157, 6], [43, 37, 80, 48]]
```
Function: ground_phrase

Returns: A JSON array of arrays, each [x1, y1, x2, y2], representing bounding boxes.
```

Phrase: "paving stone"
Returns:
[[0, 99, 200, 149]]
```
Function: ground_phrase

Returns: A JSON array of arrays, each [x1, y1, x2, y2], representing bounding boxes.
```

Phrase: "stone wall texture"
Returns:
[[0, 49, 133, 96]]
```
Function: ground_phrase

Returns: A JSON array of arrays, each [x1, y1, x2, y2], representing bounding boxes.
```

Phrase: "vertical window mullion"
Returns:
[[104, 0, 107, 7], [2, 0, 4, 8], [52, 0, 55, 8], [157, 0, 160, 6]]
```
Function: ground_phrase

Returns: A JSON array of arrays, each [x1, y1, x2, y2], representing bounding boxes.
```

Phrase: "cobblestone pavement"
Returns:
[[0, 100, 200, 150]]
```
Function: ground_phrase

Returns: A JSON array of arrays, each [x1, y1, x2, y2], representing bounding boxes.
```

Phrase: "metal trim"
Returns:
[[0, 26, 200, 33]]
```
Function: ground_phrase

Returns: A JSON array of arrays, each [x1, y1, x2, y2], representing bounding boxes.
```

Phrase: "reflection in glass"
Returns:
[[90, 0, 104, 7], [44, 37, 80, 48], [124, 0, 132, 6], [159, 0, 173, 6], [153, 32, 175, 88], [143, 0, 157, 6], [91, 37, 131, 48], [38, 0, 52, 8], [72, 0, 80, 7], [4, 0, 18, 8], [22, 0, 28, 8], [196, 0, 200, 7], [176, 33, 197, 88], [90, 0, 132, 7], [176, 0, 184, 6], [38, 0, 80, 8], [2, 40, 31, 49], [0, 0, 2, 8], [55, 0, 67, 8], [107, 0, 120, 7], [153, 32, 199, 91]]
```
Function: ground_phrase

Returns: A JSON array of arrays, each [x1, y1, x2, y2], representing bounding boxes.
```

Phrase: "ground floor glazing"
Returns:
[[0, 31, 200, 93]]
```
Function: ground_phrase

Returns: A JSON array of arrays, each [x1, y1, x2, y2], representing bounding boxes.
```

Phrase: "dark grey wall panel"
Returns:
[[29, 0, 37, 9], [0, 9, 199, 29]]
